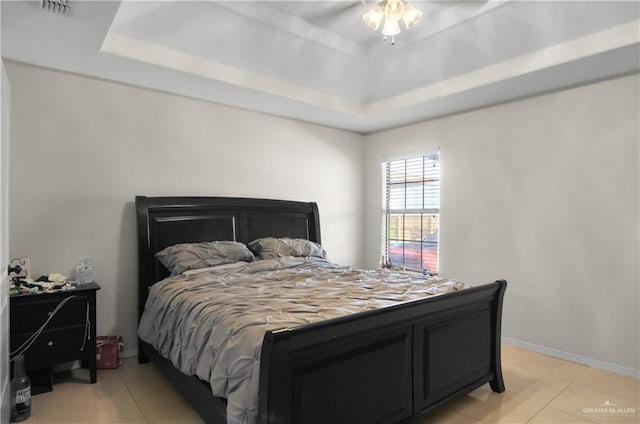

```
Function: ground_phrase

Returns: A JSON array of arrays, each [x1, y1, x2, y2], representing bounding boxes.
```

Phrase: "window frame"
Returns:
[[381, 153, 440, 274]]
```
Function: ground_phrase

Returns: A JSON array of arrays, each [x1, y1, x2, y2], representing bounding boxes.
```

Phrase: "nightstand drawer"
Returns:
[[10, 296, 89, 334], [11, 325, 88, 364]]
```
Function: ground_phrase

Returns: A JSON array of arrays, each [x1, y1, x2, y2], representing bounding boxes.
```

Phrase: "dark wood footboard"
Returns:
[[258, 280, 506, 424]]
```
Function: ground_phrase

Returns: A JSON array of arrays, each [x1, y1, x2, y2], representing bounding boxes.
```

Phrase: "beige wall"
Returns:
[[363, 73, 640, 374], [6, 61, 364, 354], [7, 60, 639, 376]]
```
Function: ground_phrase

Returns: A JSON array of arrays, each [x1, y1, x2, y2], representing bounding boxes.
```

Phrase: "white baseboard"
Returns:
[[52, 348, 138, 372], [122, 348, 138, 359], [123, 340, 639, 380], [503, 336, 639, 379]]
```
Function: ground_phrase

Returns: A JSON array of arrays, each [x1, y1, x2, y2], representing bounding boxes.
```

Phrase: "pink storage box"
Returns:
[[96, 336, 123, 369]]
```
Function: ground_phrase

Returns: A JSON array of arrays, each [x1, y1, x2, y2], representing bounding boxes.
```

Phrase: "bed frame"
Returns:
[[136, 196, 506, 424]]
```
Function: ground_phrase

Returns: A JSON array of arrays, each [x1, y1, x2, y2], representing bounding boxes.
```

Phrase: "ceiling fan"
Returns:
[[297, 0, 489, 46], [361, 0, 424, 44]]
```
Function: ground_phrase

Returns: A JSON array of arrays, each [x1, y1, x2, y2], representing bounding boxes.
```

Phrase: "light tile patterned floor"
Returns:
[[27, 344, 638, 423]]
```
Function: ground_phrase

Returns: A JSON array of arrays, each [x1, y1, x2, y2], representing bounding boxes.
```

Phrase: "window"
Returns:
[[382, 153, 440, 274]]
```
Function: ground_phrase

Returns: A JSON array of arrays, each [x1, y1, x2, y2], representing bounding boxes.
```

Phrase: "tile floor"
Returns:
[[25, 344, 638, 423]]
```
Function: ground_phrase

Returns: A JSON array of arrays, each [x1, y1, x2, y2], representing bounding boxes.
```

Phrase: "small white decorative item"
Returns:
[[75, 257, 95, 284], [9, 258, 31, 279]]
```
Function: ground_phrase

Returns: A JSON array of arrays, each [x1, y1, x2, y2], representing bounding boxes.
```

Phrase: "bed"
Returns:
[[136, 196, 506, 424]]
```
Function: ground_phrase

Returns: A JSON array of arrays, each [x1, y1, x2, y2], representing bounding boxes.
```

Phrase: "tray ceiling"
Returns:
[[2, 1, 639, 133]]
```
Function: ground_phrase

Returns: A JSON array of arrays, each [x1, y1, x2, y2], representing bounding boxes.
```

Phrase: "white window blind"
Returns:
[[382, 153, 440, 274]]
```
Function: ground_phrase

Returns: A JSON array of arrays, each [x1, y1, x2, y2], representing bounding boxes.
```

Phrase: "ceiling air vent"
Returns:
[[42, 0, 71, 15]]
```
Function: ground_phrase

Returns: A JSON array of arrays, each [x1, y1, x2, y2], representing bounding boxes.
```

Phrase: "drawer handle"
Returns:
[[47, 341, 54, 347]]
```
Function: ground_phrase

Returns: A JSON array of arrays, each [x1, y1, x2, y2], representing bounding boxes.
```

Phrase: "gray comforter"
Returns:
[[138, 257, 468, 424]]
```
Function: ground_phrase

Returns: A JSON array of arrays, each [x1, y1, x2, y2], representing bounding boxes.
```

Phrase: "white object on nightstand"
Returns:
[[75, 257, 95, 284], [9, 258, 31, 279]]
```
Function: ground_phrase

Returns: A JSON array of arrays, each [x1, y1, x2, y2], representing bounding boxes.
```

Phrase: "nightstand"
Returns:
[[10, 283, 100, 384]]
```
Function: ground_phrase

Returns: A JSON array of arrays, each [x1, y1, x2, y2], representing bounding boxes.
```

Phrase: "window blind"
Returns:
[[382, 153, 440, 274]]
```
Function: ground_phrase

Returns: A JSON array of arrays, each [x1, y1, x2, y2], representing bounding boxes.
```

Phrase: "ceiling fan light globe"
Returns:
[[362, 5, 385, 31], [403, 4, 423, 29], [384, 0, 405, 20], [381, 17, 401, 36]]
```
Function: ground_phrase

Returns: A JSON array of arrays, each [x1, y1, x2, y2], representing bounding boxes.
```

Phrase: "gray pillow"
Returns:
[[248, 238, 326, 260], [155, 241, 254, 275]]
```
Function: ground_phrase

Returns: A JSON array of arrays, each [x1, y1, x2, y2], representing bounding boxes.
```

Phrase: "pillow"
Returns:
[[248, 237, 326, 260], [155, 241, 254, 275]]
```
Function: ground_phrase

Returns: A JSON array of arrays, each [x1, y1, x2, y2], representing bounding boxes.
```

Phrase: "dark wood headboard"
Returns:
[[135, 196, 321, 322]]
